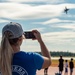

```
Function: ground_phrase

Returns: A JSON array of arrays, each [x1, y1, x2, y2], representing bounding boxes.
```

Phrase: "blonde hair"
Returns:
[[0, 32, 13, 75]]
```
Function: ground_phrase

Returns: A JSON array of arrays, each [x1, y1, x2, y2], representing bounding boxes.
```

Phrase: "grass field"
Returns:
[[51, 59, 75, 67]]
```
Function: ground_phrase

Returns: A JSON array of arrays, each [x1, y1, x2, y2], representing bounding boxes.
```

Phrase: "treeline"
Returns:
[[36, 51, 75, 57], [50, 51, 75, 57]]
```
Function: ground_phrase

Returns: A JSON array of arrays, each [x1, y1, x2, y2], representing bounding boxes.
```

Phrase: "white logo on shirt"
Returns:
[[12, 65, 28, 75]]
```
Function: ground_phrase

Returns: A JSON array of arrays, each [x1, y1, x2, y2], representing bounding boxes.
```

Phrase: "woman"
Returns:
[[0, 22, 51, 75]]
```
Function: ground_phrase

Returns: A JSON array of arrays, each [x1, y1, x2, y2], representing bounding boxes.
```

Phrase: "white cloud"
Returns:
[[42, 18, 75, 24], [6, 0, 48, 2], [24, 27, 45, 32], [21, 40, 40, 52], [20, 31, 75, 52], [1, 3, 75, 20], [0, 19, 9, 23], [43, 18, 62, 24], [4, 0, 65, 4], [48, 22, 75, 31], [54, 24, 75, 30], [41, 31, 75, 45], [43, 31, 75, 39], [47, 0, 65, 4], [31, 28, 45, 32], [0, 2, 75, 52]]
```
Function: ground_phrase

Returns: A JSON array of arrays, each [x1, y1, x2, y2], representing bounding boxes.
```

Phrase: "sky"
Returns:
[[0, 0, 75, 52]]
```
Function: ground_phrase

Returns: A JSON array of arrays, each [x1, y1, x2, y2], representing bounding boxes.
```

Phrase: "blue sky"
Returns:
[[0, 0, 75, 52]]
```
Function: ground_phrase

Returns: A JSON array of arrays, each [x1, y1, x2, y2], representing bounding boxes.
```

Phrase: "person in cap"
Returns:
[[0, 22, 51, 75]]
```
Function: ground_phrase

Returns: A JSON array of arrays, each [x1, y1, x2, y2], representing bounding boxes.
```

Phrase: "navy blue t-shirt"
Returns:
[[12, 51, 44, 75]]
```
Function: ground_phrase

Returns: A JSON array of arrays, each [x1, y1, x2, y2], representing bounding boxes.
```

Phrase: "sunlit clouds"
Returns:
[[1, 3, 75, 20], [0, 0, 75, 52]]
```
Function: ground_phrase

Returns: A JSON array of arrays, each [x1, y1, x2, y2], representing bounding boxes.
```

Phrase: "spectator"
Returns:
[[58, 55, 64, 75], [44, 67, 48, 75], [0, 22, 51, 75], [69, 58, 74, 75], [64, 60, 68, 75]]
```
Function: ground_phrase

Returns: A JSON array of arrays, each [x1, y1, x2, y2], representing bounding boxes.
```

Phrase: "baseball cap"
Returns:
[[2, 22, 23, 39]]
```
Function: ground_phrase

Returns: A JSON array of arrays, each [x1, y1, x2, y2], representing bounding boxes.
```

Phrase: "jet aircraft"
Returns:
[[64, 7, 69, 14]]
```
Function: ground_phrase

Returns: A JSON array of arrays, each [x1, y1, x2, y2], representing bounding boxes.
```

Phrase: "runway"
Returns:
[[37, 67, 75, 75]]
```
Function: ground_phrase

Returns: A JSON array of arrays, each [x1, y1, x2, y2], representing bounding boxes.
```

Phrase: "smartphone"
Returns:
[[24, 31, 36, 39]]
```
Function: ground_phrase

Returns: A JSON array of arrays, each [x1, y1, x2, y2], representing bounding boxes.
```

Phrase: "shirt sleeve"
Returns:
[[33, 53, 44, 70]]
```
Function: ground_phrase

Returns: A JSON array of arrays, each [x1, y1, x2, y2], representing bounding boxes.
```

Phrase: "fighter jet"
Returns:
[[64, 7, 69, 14]]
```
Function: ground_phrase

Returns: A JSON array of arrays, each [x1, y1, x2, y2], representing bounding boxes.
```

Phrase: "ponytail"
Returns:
[[0, 33, 13, 75]]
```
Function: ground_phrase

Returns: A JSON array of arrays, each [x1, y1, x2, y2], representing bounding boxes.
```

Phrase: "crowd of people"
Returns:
[[58, 56, 74, 75], [44, 56, 74, 75]]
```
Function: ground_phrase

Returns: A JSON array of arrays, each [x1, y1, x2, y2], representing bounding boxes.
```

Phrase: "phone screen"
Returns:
[[24, 31, 36, 39]]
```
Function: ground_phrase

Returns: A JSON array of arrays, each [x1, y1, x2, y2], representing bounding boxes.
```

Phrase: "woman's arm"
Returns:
[[33, 30, 51, 69]]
